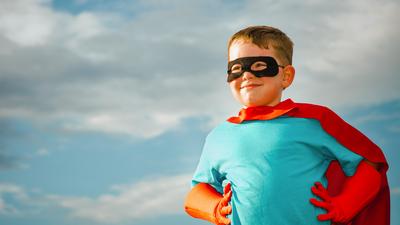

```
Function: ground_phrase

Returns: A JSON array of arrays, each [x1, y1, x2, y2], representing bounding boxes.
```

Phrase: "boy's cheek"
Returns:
[[229, 80, 241, 92]]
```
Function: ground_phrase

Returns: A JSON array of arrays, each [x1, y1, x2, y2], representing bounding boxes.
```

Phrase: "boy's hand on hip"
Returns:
[[309, 161, 381, 223], [310, 182, 350, 222], [216, 182, 232, 225]]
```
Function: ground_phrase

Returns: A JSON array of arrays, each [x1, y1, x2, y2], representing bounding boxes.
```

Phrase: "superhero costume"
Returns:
[[190, 98, 389, 225]]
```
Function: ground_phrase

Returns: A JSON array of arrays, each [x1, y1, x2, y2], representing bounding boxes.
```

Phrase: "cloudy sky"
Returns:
[[0, 0, 399, 225]]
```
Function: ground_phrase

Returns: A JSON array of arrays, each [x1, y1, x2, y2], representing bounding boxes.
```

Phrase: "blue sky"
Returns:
[[0, 0, 399, 225]]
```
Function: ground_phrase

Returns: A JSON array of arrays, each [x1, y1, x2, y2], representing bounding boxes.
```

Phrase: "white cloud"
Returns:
[[0, 183, 28, 215], [47, 174, 191, 223], [294, 0, 400, 109], [64, 12, 113, 63], [0, 0, 56, 46], [65, 111, 184, 138], [0, 0, 114, 59], [0, 174, 192, 222]]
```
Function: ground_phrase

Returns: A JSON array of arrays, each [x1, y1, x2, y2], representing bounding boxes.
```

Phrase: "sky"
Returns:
[[0, 0, 399, 224]]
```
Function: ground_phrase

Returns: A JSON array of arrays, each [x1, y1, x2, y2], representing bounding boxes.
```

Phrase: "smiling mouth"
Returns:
[[241, 84, 262, 89]]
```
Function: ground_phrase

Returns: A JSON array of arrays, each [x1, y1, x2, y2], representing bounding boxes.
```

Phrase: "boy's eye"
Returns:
[[251, 61, 268, 71], [230, 64, 242, 73]]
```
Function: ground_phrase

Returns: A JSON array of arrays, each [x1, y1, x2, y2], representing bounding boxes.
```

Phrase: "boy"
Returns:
[[184, 26, 390, 225]]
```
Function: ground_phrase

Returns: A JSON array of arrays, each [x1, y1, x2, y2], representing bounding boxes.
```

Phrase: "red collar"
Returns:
[[227, 99, 297, 124]]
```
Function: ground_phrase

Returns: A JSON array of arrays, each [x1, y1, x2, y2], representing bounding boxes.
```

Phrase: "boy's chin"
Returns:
[[241, 101, 264, 108]]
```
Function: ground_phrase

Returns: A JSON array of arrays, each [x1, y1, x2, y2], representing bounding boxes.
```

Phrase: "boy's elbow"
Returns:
[[183, 186, 193, 213], [363, 159, 380, 171], [183, 183, 221, 220], [359, 160, 382, 194], [183, 183, 206, 216]]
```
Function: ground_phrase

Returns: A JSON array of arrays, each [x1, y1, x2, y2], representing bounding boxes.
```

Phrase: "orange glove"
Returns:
[[184, 182, 232, 225], [310, 160, 381, 223]]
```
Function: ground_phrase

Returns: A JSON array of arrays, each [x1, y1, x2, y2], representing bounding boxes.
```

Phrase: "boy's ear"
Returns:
[[282, 65, 295, 89]]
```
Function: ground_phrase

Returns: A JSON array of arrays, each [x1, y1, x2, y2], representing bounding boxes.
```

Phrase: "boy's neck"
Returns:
[[228, 99, 296, 124], [243, 99, 283, 109]]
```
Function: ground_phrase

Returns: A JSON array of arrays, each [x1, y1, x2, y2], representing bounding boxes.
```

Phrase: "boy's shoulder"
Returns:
[[286, 101, 353, 139], [205, 120, 231, 138], [293, 101, 336, 114], [287, 101, 343, 123], [288, 100, 387, 169]]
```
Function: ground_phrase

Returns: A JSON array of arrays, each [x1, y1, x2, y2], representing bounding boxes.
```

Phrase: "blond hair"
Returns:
[[227, 26, 294, 65]]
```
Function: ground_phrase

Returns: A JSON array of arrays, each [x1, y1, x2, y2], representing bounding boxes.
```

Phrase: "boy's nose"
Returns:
[[242, 71, 256, 80]]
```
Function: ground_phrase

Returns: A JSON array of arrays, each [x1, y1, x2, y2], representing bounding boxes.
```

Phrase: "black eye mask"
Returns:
[[227, 56, 283, 82]]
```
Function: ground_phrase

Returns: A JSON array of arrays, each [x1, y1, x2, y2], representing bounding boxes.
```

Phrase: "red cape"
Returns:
[[227, 99, 390, 225]]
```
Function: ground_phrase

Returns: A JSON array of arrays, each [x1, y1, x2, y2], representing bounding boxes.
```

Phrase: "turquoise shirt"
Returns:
[[192, 116, 363, 225]]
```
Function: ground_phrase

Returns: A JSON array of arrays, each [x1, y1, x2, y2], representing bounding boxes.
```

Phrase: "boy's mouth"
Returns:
[[241, 83, 262, 89]]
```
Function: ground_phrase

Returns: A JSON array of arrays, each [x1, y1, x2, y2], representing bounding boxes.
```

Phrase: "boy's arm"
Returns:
[[310, 160, 381, 223], [184, 182, 232, 225]]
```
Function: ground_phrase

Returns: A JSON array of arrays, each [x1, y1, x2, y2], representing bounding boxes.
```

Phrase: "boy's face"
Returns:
[[228, 40, 295, 108]]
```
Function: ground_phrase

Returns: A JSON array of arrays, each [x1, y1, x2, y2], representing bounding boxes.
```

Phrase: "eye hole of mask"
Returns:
[[227, 56, 281, 82]]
